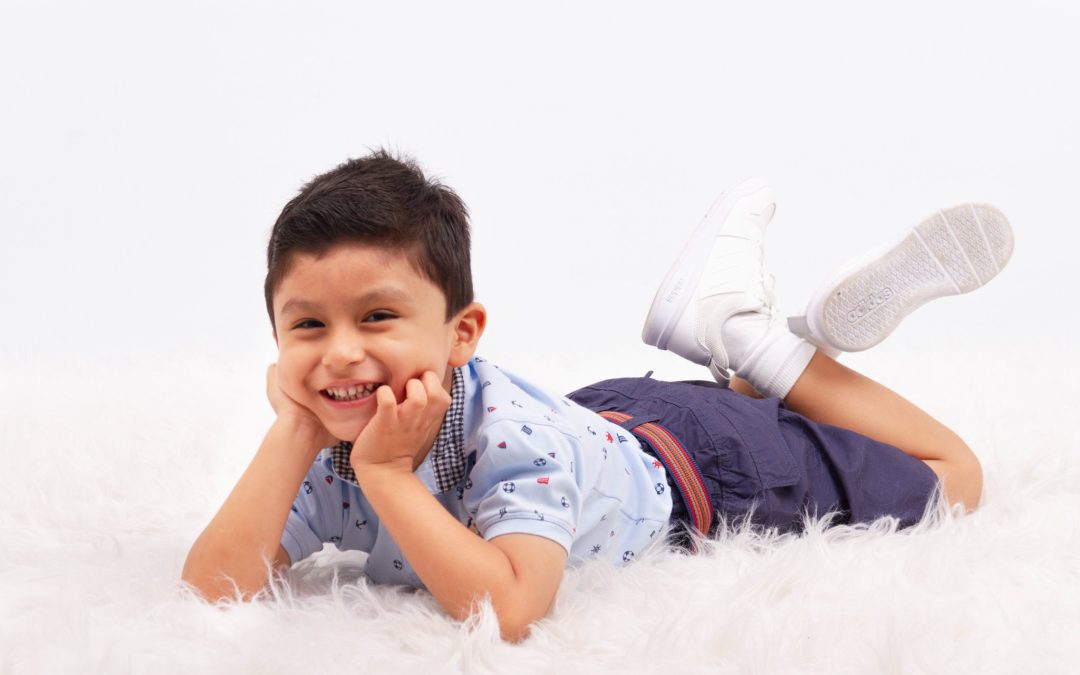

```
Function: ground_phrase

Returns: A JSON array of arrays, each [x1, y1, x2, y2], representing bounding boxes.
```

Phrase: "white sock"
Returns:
[[724, 312, 817, 399]]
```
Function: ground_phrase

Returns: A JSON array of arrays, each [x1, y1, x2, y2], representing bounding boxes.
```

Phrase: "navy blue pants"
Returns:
[[567, 377, 940, 541]]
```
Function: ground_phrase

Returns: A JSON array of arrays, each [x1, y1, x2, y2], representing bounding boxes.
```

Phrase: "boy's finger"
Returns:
[[404, 378, 428, 410], [374, 385, 397, 418], [422, 371, 451, 409]]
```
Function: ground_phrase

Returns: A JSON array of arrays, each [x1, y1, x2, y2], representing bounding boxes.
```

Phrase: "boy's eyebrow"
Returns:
[[279, 288, 413, 316]]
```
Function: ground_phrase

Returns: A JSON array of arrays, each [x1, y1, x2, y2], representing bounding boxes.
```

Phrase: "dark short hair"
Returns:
[[264, 150, 473, 329]]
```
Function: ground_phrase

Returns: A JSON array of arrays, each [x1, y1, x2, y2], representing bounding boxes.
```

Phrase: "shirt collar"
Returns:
[[329, 367, 467, 493]]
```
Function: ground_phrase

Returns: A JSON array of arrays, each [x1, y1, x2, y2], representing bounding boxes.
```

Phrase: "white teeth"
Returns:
[[325, 384, 378, 401]]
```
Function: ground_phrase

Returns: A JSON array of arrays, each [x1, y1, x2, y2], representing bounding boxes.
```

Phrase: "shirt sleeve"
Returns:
[[280, 459, 347, 564], [463, 418, 583, 555]]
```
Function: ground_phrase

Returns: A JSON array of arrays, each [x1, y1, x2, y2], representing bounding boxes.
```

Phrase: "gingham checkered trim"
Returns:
[[431, 367, 466, 492], [330, 368, 466, 493]]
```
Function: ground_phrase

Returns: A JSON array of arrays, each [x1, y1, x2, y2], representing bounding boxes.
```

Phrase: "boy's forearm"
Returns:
[[182, 417, 325, 601], [356, 467, 545, 639]]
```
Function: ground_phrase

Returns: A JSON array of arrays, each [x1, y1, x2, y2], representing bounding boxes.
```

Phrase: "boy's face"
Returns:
[[272, 243, 481, 443]]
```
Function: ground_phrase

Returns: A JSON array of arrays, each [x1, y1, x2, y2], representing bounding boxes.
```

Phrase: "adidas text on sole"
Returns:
[[802, 204, 1013, 352]]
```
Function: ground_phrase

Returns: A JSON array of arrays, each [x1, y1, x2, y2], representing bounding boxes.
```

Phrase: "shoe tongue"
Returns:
[[720, 204, 772, 240]]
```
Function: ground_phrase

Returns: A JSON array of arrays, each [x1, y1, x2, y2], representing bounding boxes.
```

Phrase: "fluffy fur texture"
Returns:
[[2, 341, 1078, 674]]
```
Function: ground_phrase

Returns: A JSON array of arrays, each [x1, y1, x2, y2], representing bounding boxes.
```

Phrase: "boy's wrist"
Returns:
[[351, 456, 415, 483], [272, 414, 335, 453]]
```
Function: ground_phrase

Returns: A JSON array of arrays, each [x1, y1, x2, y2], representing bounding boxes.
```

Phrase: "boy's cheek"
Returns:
[[275, 359, 311, 402]]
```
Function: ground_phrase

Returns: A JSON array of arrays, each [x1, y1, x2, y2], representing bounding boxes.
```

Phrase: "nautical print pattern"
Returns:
[[598, 410, 714, 539], [281, 357, 673, 590], [462, 359, 671, 563]]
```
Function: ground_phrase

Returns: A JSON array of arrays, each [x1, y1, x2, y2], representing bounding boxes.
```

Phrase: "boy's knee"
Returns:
[[962, 451, 984, 509], [946, 451, 983, 512], [926, 447, 982, 512]]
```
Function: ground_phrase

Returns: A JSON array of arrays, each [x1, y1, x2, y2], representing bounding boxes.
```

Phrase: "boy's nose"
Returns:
[[323, 334, 366, 370]]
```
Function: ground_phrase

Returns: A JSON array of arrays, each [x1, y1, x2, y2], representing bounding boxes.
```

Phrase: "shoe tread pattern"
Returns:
[[819, 204, 1011, 351]]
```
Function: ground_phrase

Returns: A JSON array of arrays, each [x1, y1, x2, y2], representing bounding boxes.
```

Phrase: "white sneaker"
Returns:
[[789, 203, 1014, 353], [641, 179, 777, 382]]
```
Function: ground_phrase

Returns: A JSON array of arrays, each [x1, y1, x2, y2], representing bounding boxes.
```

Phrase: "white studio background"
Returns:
[[1, 3, 1077, 479]]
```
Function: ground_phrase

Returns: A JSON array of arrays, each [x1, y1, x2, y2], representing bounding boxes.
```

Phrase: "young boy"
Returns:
[[182, 151, 1012, 641]]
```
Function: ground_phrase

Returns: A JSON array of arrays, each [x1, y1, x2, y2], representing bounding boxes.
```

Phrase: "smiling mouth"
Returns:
[[321, 383, 382, 402]]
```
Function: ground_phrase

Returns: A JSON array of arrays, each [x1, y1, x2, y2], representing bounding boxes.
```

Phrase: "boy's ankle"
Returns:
[[725, 314, 816, 399]]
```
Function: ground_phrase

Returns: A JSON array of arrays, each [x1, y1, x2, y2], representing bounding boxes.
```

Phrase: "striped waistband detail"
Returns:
[[597, 410, 714, 538]]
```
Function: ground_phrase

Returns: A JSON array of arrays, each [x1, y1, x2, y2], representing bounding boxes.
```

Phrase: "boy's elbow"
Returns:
[[181, 556, 242, 603], [499, 622, 532, 643], [181, 565, 268, 604], [493, 590, 552, 643], [181, 543, 277, 603], [181, 570, 230, 604], [448, 592, 541, 643], [493, 603, 538, 642]]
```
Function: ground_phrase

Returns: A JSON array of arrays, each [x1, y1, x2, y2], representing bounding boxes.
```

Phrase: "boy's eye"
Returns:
[[292, 319, 324, 330], [364, 311, 397, 323]]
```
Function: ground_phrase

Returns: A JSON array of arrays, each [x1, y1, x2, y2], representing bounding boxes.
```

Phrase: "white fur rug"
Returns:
[[2, 338, 1078, 675]]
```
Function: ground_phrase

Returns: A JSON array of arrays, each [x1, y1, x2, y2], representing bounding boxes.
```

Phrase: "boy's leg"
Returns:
[[729, 376, 763, 398], [783, 351, 982, 511], [642, 182, 1009, 513]]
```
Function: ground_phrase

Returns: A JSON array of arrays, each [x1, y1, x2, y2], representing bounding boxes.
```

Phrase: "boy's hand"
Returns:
[[265, 364, 338, 449], [349, 371, 450, 476]]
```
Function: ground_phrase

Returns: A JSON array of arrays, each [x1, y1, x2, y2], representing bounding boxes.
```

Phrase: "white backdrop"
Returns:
[[2, 2, 1079, 673], [3, 1, 1077, 388]]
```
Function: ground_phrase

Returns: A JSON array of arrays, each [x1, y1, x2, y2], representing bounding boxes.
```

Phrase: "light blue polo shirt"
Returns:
[[281, 356, 673, 588]]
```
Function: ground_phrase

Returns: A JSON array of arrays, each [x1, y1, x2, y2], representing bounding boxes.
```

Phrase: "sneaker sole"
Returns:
[[641, 178, 772, 360], [804, 203, 1013, 352]]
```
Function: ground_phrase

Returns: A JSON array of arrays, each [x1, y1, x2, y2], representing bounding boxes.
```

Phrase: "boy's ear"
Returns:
[[448, 302, 487, 367]]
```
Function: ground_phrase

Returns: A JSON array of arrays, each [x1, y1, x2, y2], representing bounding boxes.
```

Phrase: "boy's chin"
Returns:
[[323, 419, 367, 445]]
